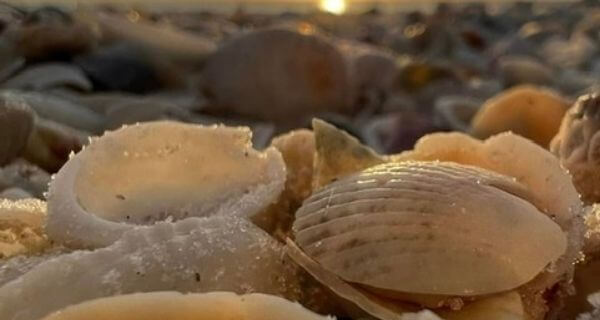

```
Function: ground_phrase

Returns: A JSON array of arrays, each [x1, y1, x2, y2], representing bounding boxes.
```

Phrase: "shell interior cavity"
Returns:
[[0, 216, 301, 320], [46, 121, 286, 248], [42, 291, 332, 320], [293, 160, 566, 296]]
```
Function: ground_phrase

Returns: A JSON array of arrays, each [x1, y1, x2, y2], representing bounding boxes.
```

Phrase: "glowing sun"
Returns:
[[319, 0, 347, 15]]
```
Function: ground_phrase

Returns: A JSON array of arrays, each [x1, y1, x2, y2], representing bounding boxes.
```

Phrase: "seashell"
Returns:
[[23, 118, 90, 173], [291, 122, 582, 320], [7, 11, 96, 62], [497, 55, 554, 87], [0, 92, 34, 166], [293, 160, 566, 297], [0, 187, 32, 200], [393, 132, 584, 319], [0, 198, 49, 259], [433, 95, 481, 132], [202, 29, 349, 126], [91, 11, 216, 66], [46, 121, 286, 248], [0, 216, 302, 320], [0, 90, 106, 133], [0, 159, 51, 199], [74, 43, 178, 94], [312, 119, 383, 189], [550, 93, 600, 205], [1, 63, 91, 92], [471, 85, 570, 147], [540, 34, 596, 70], [41, 291, 332, 320], [287, 239, 524, 320]]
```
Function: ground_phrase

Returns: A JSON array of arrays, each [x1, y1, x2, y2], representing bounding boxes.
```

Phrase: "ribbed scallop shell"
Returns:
[[293, 161, 566, 296]]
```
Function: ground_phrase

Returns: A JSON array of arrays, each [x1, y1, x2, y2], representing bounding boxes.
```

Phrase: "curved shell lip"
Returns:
[[45, 121, 286, 249], [42, 291, 333, 320]]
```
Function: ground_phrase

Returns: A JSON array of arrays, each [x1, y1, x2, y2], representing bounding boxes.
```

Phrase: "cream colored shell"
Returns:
[[42, 291, 332, 320], [46, 121, 286, 248], [293, 161, 566, 296]]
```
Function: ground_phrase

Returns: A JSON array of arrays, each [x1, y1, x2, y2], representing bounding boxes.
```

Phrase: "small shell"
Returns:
[[293, 161, 566, 296], [550, 93, 600, 205], [0, 217, 302, 320], [0, 90, 106, 134], [46, 121, 286, 248], [497, 55, 554, 87], [471, 85, 570, 147], [0, 198, 49, 259], [1, 63, 92, 92], [313, 119, 384, 189], [202, 29, 349, 126], [41, 292, 332, 320], [0, 159, 51, 199]]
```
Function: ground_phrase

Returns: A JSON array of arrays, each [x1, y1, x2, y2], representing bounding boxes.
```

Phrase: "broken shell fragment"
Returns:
[[0, 216, 302, 320], [46, 121, 286, 248], [312, 118, 384, 189], [41, 291, 332, 320], [550, 93, 600, 205], [0, 198, 50, 259], [293, 160, 566, 296], [471, 85, 570, 147]]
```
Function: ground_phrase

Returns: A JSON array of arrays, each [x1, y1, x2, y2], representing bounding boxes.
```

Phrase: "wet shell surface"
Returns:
[[0, 216, 301, 320], [293, 160, 566, 296], [46, 121, 286, 248], [41, 291, 332, 320]]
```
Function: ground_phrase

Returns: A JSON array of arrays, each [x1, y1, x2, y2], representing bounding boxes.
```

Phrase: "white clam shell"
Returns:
[[41, 291, 332, 320], [293, 160, 566, 296], [46, 121, 286, 248], [0, 216, 301, 320]]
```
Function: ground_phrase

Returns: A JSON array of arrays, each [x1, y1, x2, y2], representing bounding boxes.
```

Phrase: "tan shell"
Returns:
[[293, 160, 566, 296], [393, 131, 584, 319], [0, 198, 49, 259], [287, 240, 525, 320], [313, 118, 384, 189], [42, 291, 332, 320], [471, 85, 570, 147], [46, 121, 286, 248]]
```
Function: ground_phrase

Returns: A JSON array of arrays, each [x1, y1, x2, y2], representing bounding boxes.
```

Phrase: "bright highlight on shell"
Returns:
[[320, 0, 346, 15]]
